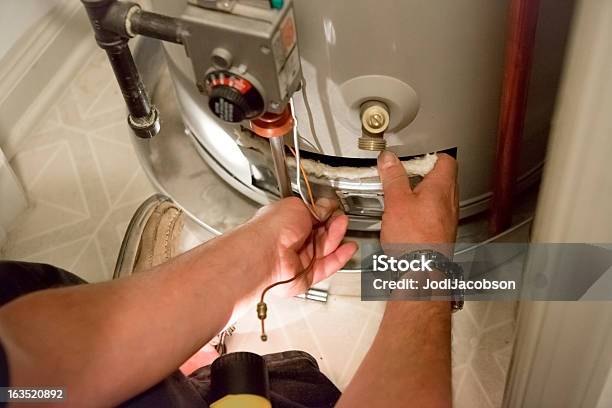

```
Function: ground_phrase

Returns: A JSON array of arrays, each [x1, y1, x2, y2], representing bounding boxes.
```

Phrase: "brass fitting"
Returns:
[[257, 302, 268, 341], [359, 101, 390, 151]]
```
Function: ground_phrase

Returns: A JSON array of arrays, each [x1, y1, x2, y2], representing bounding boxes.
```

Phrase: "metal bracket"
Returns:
[[336, 190, 384, 217], [296, 288, 328, 303]]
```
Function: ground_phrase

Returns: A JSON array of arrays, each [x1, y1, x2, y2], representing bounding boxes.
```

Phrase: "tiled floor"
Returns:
[[227, 295, 516, 407], [0, 49, 516, 407], [1, 51, 155, 282]]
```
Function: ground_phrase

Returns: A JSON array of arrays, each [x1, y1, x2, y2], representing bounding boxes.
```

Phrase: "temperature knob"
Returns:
[[205, 72, 264, 123]]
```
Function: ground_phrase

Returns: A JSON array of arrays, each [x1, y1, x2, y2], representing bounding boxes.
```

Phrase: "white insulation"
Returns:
[[235, 129, 437, 181], [286, 154, 437, 180]]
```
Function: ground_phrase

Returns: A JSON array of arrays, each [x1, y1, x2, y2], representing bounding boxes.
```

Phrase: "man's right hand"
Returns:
[[377, 151, 459, 246], [338, 151, 457, 408]]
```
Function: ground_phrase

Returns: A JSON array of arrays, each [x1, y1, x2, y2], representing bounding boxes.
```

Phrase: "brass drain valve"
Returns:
[[359, 101, 390, 151]]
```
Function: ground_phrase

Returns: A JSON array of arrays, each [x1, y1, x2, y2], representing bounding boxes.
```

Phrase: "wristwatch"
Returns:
[[399, 249, 464, 312]]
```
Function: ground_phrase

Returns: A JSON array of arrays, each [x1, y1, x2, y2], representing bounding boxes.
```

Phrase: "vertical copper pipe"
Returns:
[[250, 107, 295, 198], [489, 0, 541, 235], [269, 136, 293, 198]]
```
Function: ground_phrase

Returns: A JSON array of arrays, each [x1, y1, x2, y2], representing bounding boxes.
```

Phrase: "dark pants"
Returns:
[[0, 261, 341, 407]]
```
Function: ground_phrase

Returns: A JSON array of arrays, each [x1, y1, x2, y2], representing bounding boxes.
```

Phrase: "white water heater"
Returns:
[[148, 0, 573, 231]]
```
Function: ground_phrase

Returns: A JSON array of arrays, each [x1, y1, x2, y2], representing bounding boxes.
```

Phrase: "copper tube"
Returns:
[[250, 107, 294, 198], [270, 136, 293, 198], [489, 0, 541, 235]]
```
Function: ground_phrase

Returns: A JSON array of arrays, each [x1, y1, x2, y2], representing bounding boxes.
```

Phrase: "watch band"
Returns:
[[399, 249, 464, 312]]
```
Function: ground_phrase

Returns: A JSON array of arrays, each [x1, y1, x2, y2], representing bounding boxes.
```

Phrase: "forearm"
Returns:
[[337, 301, 451, 408], [0, 223, 273, 406]]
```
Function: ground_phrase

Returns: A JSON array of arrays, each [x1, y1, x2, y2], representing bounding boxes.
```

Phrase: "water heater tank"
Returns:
[[149, 0, 573, 229]]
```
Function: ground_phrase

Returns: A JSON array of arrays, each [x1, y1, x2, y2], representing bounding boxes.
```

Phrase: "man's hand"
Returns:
[[0, 196, 356, 406], [245, 197, 357, 297], [337, 152, 457, 408], [378, 151, 459, 246]]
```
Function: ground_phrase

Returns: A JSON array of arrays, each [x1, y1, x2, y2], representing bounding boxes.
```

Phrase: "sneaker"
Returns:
[[114, 194, 184, 278]]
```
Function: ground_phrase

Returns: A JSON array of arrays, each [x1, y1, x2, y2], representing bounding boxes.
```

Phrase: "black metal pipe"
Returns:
[[81, 0, 160, 138], [82, 0, 122, 53], [130, 10, 185, 44], [105, 41, 151, 118]]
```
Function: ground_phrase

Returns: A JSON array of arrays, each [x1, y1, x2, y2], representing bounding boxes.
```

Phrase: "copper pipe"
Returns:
[[250, 107, 294, 198], [269, 136, 293, 198], [489, 0, 541, 235]]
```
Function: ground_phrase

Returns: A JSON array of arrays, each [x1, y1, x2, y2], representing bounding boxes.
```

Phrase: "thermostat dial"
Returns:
[[205, 72, 264, 123]]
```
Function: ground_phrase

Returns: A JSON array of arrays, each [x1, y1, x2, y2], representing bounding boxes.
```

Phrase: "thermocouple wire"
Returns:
[[288, 146, 316, 210], [257, 100, 321, 342], [257, 230, 317, 341], [290, 99, 320, 222]]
